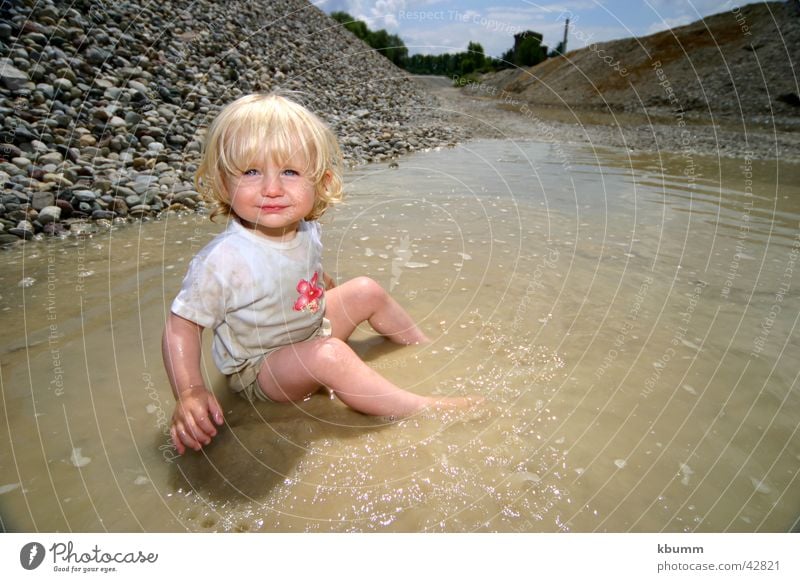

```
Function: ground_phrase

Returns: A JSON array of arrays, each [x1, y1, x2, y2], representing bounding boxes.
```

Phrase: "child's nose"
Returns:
[[262, 175, 282, 196]]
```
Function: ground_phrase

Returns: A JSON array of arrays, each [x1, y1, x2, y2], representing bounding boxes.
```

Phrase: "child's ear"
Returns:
[[321, 170, 332, 192]]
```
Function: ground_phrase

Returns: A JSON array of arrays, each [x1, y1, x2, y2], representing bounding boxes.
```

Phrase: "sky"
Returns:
[[316, 0, 761, 57]]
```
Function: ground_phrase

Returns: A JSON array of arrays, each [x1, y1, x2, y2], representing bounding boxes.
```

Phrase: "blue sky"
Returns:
[[317, 0, 759, 57]]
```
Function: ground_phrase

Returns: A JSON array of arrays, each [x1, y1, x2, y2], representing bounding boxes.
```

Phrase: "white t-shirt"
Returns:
[[171, 219, 326, 375]]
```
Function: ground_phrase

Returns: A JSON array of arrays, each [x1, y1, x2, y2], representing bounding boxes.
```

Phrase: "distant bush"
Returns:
[[329, 11, 549, 77], [330, 12, 408, 67]]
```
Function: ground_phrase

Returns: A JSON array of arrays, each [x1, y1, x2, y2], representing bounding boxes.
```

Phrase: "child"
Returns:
[[163, 93, 475, 455]]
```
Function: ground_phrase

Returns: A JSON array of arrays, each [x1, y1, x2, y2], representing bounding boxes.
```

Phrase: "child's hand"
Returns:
[[169, 386, 225, 455]]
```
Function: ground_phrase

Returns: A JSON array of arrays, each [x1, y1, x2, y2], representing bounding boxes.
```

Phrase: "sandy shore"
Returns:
[[415, 76, 800, 163]]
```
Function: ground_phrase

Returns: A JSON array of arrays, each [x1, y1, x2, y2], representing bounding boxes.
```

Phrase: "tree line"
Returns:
[[330, 12, 559, 78]]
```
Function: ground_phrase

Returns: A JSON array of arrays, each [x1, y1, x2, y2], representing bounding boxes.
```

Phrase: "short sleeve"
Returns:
[[307, 220, 322, 248], [171, 254, 228, 329]]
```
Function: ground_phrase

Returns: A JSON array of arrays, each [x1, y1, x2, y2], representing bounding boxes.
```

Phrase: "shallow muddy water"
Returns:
[[1, 139, 798, 532]]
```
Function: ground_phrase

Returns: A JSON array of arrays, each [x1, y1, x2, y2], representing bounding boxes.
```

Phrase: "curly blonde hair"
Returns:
[[195, 93, 344, 222]]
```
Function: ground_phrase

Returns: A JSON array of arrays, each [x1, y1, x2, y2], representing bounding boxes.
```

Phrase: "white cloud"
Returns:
[[317, 0, 411, 29]]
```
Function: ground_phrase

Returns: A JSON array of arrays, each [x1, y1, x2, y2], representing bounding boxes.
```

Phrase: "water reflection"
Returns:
[[1, 140, 797, 532]]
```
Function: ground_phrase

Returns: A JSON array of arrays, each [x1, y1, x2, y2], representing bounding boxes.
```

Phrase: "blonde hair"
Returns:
[[196, 93, 344, 221]]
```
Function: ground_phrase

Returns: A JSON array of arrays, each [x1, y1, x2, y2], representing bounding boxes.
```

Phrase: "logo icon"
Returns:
[[20, 542, 45, 570]]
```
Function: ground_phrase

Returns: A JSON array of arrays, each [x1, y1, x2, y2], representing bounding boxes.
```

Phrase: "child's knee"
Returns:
[[352, 276, 387, 302], [315, 337, 354, 369]]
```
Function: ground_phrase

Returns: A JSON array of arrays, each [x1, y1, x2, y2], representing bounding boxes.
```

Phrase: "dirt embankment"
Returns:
[[429, 2, 800, 162], [482, 2, 800, 124]]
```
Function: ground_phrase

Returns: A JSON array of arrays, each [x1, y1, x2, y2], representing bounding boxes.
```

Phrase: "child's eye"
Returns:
[[282, 169, 299, 177], [243, 169, 260, 176]]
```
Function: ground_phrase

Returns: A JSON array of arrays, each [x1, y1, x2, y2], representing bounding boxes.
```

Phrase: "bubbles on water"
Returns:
[[750, 477, 772, 495], [69, 448, 91, 468], [0, 483, 21, 495], [679, 463, 694, 486]]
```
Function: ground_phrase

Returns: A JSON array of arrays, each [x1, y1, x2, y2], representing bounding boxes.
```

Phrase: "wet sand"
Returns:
[[1, 136, 798, 532], [416, 75, 800, 163]]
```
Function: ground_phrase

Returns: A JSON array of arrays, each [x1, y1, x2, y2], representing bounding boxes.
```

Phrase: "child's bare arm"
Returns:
[[162, 312, 224, 454]]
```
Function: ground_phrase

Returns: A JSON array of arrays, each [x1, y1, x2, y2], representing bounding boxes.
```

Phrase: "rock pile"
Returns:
[[478, 2, 800, 124], [0, 0, 462, 245]]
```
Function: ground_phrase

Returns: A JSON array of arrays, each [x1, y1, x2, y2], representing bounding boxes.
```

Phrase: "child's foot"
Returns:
[[428, 395, 484, 410]]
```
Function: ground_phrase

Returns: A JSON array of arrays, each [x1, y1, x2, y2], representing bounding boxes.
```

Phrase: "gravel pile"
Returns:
[[479, 2, 800, 125], [0, 0, 463, 245]]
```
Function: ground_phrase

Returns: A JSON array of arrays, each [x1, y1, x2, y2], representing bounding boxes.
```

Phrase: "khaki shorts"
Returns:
[[228, 318, 333, 403]]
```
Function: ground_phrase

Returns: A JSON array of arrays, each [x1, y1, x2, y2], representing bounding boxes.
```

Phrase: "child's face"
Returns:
[[226, 152, 316, 241]]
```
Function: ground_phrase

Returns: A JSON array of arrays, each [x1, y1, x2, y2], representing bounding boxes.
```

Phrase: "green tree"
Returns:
[[548, 40, 566, 58], [330, 11, 368, 40], [330, 12, 407, 67], [517, 35, 546, 66]]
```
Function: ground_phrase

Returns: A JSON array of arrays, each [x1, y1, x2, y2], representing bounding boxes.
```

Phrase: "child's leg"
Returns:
[[256, 337, 470, 417], [324, 277, 429, 344]]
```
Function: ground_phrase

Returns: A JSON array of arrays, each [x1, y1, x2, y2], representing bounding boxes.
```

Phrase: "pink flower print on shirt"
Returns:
[[293, 271, 324, 313]]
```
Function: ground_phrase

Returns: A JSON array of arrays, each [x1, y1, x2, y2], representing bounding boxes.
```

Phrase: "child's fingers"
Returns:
[[208, 395, 225, 425], [170, 425, 186, 455], [176, 416, 205, 451], [184, 415, 212, 448], [192, 411, 218, 440]]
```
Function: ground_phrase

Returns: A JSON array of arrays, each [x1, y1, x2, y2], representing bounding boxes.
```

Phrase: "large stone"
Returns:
[[38, 205, 62, 223], [53, 77, 73, 92], [55, 199, 73, 218], [0, 143, 23, 160], [37, 151, 63, 165], [91, 209, 116, 220], [0, 59, 29, 91], [128, 204, 152, 217], [72, 190, 97, 203], [31, 191, 54, 210], [85, 47, 111, 66], [79, 134, 96, 147], [131, 175, 160, 194], [128, 80, 149, 95]]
